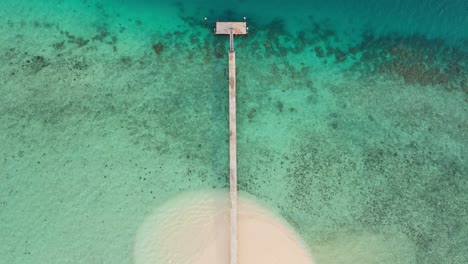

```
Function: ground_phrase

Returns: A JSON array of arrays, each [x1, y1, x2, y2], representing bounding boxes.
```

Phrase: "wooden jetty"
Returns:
[[215, 20, 247, 264]]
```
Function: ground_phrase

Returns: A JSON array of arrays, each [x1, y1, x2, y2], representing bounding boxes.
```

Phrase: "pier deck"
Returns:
[[215, 22, 247, 35], [215, 20, 247, 264]]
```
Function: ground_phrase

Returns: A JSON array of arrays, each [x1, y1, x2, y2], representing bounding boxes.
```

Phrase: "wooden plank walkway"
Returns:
[[215, 20, 247, 264], [228, 50, 237, 264]]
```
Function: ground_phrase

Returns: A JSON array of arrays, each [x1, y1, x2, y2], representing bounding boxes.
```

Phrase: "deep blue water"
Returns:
[[131, 0, 468, 45]]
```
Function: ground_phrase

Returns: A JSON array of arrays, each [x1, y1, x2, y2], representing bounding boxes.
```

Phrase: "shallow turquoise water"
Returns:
[[0, 0, 467, 263]]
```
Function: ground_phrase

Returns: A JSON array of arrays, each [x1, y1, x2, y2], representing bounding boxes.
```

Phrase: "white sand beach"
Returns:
[[134, 190, 314, 264]]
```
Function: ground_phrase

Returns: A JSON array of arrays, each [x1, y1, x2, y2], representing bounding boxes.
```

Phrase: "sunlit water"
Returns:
[[0, 0, 467, 263]]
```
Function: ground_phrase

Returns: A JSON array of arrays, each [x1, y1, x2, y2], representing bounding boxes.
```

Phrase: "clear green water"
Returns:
[[0, 0, 467, 263]]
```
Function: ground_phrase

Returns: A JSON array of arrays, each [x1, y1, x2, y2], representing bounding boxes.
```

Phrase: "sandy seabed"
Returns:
[[134, 190, 314, 264]]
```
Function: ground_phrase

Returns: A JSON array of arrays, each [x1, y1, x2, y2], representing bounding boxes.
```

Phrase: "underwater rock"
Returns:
[[153, 43, 163, 55], [314, 46, 324, 58], [24, 55, 50, 73], [247, 108, 256, 119], [335, 49, 347, 62], [276, 101, 284, 112]]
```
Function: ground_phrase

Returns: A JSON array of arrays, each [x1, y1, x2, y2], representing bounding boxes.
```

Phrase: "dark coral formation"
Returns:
[[245, 18, 468, 96], [196, 13, 467, 97], [247, 108, 256, 120], [282, 131, 467, 260], [53, 23, 118, 51], [314, 46, 325, 58], [178, 11, 466, 100], [1, 4, 466, 263], [61, 31, 90, 47], [152, 43, 163, 55], [21, 55, 50, 73], [350, 33, 467, 95]]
